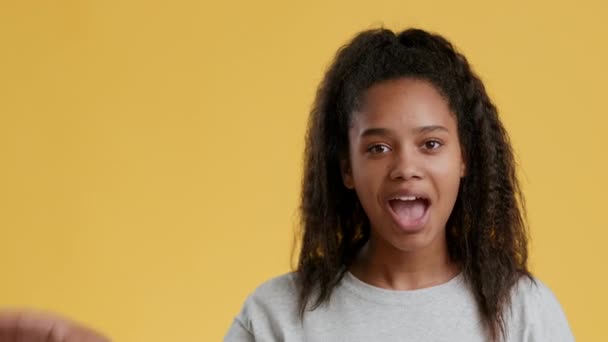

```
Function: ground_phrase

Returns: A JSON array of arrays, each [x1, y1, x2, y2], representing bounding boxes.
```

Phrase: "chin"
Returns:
[[389, 236, 436, 253], [385, 223, 445, 253]]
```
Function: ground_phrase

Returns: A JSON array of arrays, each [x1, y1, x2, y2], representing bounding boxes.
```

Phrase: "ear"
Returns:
[[340, 158, 355, 189]]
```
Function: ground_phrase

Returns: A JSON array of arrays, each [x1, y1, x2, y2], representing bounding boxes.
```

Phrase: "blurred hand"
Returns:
[[0, 310, 109, 342]]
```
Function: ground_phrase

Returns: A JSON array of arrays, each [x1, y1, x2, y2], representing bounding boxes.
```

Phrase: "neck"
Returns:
[[349, 236, 459, 291]]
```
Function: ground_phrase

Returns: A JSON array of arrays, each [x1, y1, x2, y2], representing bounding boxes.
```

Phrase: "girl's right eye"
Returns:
[[367, 144, 391, 154]]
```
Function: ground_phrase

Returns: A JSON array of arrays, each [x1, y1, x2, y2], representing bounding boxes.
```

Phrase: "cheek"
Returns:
[[352, 157, 385, 185], [439, 178, 461, 223], [433, 160, 462, 181], [430, 157, 463, 200], [351, 160, 385, 206]]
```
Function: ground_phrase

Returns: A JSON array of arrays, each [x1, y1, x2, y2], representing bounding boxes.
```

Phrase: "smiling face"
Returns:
[[341, 78, 465, 255]]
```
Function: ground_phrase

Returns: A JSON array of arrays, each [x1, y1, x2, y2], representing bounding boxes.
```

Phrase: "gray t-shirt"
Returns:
[[225, 271, 574, 341]]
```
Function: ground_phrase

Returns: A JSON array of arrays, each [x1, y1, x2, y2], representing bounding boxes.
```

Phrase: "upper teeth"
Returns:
[[394, 196, 418, 201]]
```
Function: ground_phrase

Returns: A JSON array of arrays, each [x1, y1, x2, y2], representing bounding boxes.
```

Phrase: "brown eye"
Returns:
[[367, 144, 391, 154], [423, 140, 443, 150]]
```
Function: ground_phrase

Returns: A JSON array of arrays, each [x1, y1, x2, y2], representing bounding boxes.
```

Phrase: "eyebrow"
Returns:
[[359, 125, 449, 138]]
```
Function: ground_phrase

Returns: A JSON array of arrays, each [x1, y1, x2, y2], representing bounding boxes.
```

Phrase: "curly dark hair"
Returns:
[[296, 27, 531, 341]]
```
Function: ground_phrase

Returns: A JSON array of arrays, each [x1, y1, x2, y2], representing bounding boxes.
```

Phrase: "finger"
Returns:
[[64, 324, 110, 342], [0, 310, 110, 342], [0, 310, 20, 342], [15, 311, 55, 342], [46, 319, 69, 342], [45, 315, 109, 342]]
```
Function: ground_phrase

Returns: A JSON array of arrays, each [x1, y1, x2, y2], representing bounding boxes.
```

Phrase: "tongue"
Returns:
[[391, 199, 426, 223]]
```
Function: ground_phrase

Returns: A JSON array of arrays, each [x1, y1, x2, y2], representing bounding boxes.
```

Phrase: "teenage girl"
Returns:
[[225, 27, 574, 342]]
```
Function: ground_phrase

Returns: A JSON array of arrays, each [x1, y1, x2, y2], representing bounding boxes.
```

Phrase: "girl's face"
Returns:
[[341, 78, 465, 255]]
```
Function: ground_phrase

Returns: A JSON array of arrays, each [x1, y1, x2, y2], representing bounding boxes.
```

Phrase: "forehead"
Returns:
[[352, 78, 455, 131]]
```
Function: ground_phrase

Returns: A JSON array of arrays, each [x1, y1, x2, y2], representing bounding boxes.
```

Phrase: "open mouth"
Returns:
[[387, 195, 431, 231]]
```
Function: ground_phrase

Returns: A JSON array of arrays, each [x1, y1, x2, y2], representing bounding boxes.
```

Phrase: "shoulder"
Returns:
[[506, 275, 574, 341], [229, 272, 301, 339], [245, 272, 299, 309], [509, 275, 565, 316]]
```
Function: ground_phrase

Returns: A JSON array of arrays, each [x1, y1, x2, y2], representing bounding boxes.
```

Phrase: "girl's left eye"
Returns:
[[423, 140, 443, 150]]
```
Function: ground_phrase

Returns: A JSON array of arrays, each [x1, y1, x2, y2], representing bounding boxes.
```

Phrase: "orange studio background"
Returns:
[[1, 1, 606, 340]]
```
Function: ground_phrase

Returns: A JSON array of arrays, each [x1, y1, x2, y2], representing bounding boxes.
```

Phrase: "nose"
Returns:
[[389, 147, 423, 181]]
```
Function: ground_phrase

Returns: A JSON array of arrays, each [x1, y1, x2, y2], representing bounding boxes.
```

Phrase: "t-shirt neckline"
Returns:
[[341, 270, 465, 305]]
